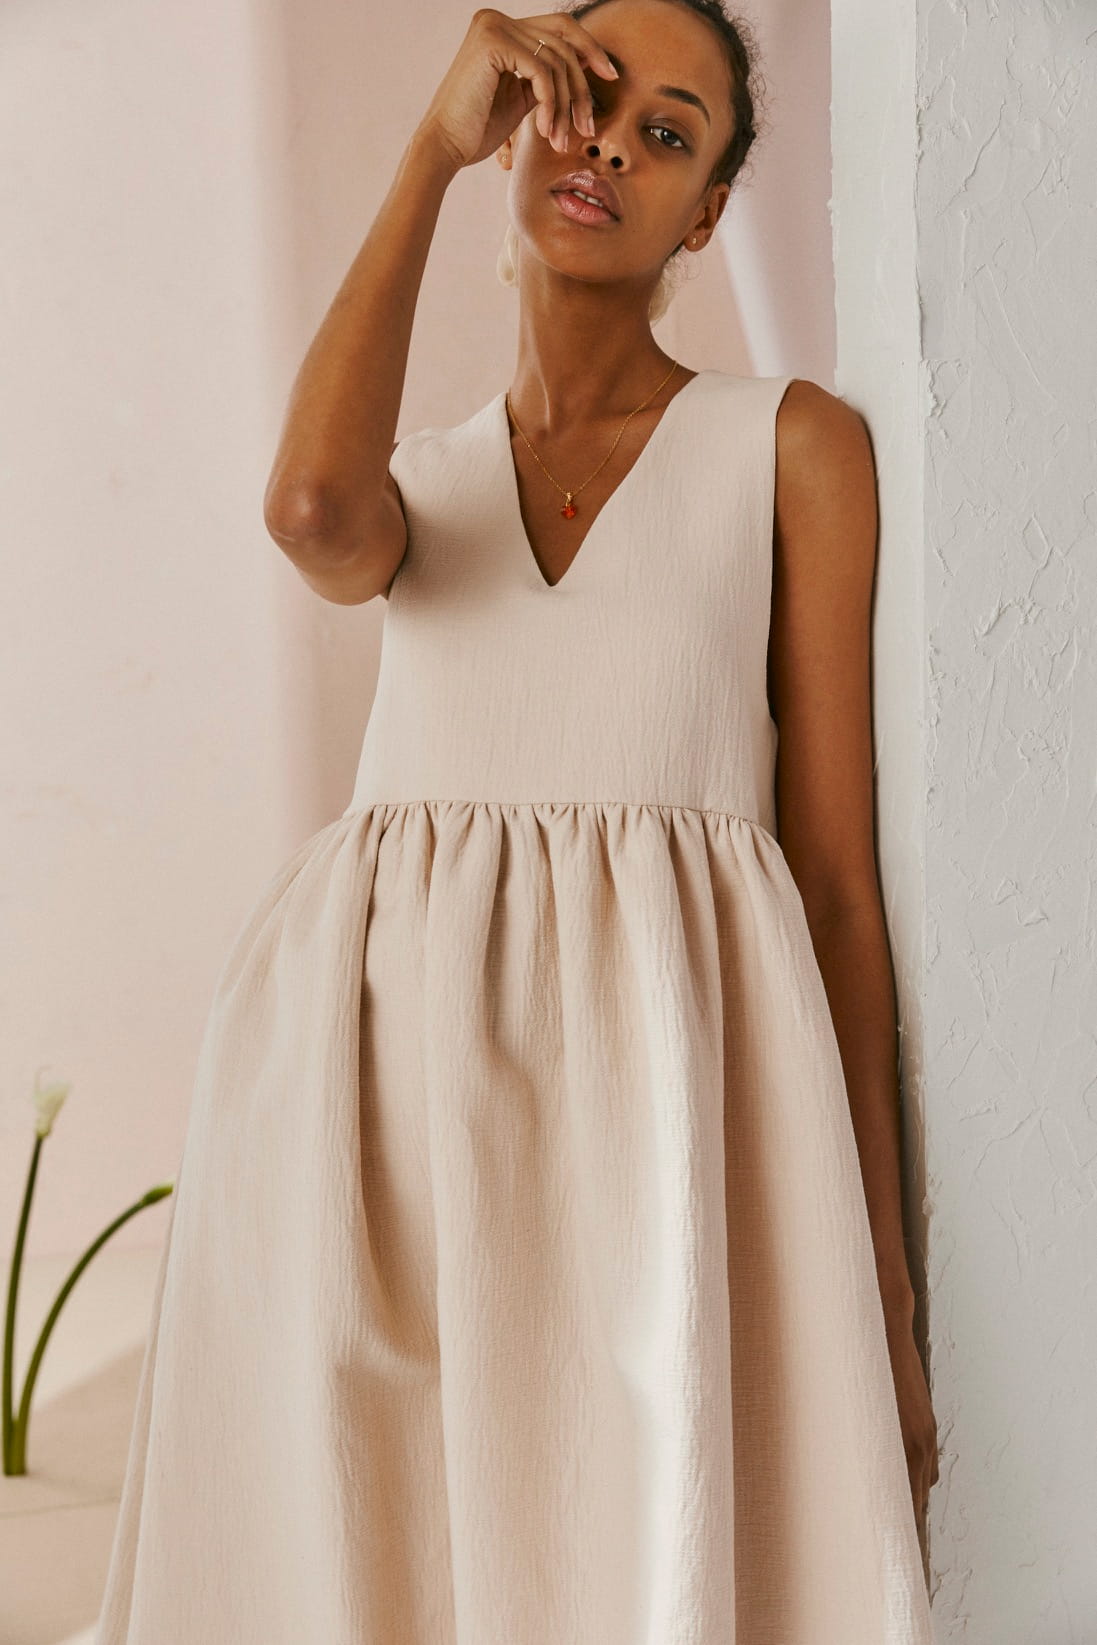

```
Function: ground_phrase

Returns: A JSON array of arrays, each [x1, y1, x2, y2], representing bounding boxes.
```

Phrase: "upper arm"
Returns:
[[767, 378, 881, 920], [279, 441, 408, 606], [379, 440, 408, 600]]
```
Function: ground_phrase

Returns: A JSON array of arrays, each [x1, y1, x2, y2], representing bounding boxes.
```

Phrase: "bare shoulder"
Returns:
[[766, 376, 881, 907], [773, 377, 878, 581], [775, 377, 874, 489]]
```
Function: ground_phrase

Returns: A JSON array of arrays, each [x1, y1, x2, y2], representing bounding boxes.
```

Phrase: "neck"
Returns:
[[509, 279, 677, 432]]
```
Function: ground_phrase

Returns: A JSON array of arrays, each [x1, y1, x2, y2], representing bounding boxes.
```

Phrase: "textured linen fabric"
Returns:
[[95, 368, 935, 1643]]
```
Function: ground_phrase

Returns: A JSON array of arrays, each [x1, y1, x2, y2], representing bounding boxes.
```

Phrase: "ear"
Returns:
[[687, 186, 730, 252], [706, 181, 732, 235]]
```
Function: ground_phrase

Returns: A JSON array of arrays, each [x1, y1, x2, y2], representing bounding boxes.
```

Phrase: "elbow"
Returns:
[[263, 480, 345, 549], [262, 484, 404, 606]]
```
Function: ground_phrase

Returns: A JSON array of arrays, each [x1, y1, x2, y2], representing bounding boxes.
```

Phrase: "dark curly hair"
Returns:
[[558, 0, 766, 197]]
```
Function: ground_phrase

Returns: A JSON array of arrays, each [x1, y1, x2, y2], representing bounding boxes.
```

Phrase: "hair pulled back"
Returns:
[[558, 0, 766, 196]]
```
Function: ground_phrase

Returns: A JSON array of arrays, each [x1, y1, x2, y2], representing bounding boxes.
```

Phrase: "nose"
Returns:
[[580, 110, 630, 168], [581, 135, 627, 168]]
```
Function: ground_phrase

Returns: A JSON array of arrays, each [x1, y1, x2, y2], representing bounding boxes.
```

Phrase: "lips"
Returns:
[[550, 170, 622, 220]]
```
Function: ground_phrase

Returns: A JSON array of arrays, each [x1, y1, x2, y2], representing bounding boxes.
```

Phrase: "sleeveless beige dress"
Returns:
[[96, 368, 934, 1643]]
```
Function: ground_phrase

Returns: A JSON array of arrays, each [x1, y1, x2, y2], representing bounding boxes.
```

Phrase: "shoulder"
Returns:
[[771, 377, 877, 577], [774, 377, 873, 475], [391, 392, 501, 469]]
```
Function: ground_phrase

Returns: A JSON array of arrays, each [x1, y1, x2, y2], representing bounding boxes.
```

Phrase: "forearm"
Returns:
[[800, 894, 916, 1321], [263, 129, 458, 551]]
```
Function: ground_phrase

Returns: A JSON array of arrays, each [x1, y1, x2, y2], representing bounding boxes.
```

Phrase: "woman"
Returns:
[[97, 3, 938, 1641]]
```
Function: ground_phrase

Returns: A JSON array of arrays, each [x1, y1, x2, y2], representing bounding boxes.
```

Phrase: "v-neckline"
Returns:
[[498, 367, 711, 591]]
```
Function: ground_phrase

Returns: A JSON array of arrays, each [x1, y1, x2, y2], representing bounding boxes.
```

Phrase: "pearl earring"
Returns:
[[650, 235, 701, 325], [496, 220, 520, 288]]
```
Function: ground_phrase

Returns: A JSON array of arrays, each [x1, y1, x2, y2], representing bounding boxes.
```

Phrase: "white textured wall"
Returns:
[[834, 0, 1097, 1633], [920, 2, 1097, 1633]]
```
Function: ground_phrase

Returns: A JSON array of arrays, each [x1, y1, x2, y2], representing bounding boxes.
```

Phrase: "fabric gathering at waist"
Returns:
[[340, 791, 776, 839]]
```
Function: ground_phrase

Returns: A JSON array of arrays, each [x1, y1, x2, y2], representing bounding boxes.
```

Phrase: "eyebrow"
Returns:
[[599, 48, 711, 127]]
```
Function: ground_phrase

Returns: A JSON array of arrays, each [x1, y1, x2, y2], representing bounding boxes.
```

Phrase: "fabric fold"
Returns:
[[97, 798, 928, 1645]]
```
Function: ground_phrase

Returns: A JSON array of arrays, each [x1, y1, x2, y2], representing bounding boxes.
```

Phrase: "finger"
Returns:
[[532, 13, 619, 83], [524, 25, 599, 138], [520, 19, 616, 139], [522, 35, 572, 149], [924, 1432, 939, 1511], [557, 38, 597, 138], [906, 1443, 922, 1523], [508, 35, 566, 148], [910, 1443, 923, 1519], [544, 45, 573, 148]]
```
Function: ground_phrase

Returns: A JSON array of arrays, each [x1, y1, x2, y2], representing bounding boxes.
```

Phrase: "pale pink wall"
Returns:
[[2, 0, 832, 1258], [1, 0, 285, 1258]]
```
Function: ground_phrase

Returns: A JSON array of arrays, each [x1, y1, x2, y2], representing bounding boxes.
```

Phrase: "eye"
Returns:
[[650, 124, 688, 151], [587, 91, 692, 154]]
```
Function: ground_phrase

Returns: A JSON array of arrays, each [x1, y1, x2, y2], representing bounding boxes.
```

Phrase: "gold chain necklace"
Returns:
[[505, 359, 682, 519]]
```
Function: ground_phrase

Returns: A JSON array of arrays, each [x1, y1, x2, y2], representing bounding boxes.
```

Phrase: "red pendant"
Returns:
[[561, 501, 577, 519]]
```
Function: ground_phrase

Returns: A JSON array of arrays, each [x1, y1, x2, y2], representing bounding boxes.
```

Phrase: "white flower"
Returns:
[[30, 1066, 71, 1138]]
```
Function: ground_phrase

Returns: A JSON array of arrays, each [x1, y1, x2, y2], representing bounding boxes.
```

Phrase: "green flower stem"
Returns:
[[3, 1133, 43, 1474], [3, 1164, 172, 1477]]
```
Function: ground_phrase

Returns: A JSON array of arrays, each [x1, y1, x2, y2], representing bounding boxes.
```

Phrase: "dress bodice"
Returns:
[[345, 368, 794, 834]]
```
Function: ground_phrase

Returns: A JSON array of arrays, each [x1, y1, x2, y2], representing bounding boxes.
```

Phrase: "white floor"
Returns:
[[0, 1241, 163, 1645]]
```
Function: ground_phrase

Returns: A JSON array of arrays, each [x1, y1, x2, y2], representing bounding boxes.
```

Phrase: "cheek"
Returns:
[[507, 140, 558, 217]]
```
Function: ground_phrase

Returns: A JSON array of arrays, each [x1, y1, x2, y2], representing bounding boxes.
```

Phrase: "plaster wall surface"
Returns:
[[919, 4, 1097, 1636], [835, 0, 1097, 1633]]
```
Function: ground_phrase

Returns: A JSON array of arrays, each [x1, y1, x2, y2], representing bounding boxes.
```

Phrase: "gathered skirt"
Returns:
[[95, 798, 930, 1644]]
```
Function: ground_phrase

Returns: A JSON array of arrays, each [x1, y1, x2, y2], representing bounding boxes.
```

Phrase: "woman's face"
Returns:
[[504, 0, 735, 294]]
